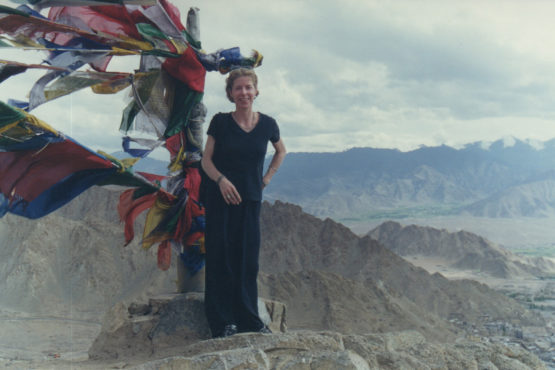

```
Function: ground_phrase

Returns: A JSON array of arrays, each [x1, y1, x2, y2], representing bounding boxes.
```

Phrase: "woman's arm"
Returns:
[[263, 139, 287, 187], [201, 135, 242, 205]]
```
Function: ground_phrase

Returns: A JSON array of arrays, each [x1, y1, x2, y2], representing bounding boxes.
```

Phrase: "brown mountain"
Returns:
[[367, 220, 555, 278], [0, 186, 175, 320], [0, 188, 543, 351], [258, 201, 541, 334]]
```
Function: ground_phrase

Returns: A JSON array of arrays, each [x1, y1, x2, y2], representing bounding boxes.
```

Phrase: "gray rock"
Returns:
[[88, 293, 287, 361], [110, 331, 547, 370]]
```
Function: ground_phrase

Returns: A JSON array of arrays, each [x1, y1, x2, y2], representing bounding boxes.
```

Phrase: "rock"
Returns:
[[453, 341, 546, 370], [133, 347, 270, 370], [109, 330, 547, 370], [88, 293, 287, 361]]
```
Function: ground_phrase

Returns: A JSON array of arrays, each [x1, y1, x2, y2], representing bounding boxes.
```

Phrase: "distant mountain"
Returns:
[[368, 221, 555, 278], [461, 172, 555, 217], [264, 138, 555, 220], [114, 138, 555, 221]]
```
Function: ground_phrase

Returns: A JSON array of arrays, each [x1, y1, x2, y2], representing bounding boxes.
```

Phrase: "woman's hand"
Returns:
[[219, 177, 242, 205], [202, 136, 242, 205], [261, 139, 286, 190]]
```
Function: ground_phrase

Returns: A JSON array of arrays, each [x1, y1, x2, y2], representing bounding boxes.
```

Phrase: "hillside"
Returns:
[[1, 187, 539, 332], [258, 201, 541, 328], [0, 186, 548, 367], [368, 221, 555, 278], [0, 186, 175, 320], [461, 175, 555, 218]]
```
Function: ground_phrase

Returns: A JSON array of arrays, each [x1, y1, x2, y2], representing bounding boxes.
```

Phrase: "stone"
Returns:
[[102, 330, 547, 370], [88, 293, 287, 361]]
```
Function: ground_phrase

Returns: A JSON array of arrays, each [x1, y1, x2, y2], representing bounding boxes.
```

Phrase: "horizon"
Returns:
[[282, 135, 555, 154], [129, 135, 555, 164]]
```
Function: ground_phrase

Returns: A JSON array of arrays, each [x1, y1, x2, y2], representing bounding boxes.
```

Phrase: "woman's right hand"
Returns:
[[219, 177, 242, 205]]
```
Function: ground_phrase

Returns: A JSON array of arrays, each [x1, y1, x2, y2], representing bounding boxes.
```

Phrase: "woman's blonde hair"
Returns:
[[225, 68, 259, 103]]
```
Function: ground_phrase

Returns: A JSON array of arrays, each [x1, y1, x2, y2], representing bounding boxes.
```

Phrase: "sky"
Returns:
[[2, 0, 555, 157]]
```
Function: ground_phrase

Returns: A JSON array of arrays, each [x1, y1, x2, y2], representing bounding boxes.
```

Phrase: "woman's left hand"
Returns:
[[262, 177, 270, 189], [262, 139, 285, 190], [219, 177, 242, 205]]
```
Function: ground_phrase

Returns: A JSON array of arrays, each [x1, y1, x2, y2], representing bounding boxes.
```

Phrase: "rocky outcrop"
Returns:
[[88, 293, 286, 361], [85, 330, 545, 370], [136, 331, 546, 370], [85, 285, 544, 369]]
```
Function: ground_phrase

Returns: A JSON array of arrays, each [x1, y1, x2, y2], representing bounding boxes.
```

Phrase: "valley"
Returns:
[[360, 217, 555, 367], [402, 255, 555, 367]]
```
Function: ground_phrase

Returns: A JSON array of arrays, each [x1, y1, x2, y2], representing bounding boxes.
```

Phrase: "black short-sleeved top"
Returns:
[[206, 112, 280, 201]]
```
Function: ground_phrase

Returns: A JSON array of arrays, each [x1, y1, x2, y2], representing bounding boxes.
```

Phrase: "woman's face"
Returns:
[[230, 76, 258, 109]]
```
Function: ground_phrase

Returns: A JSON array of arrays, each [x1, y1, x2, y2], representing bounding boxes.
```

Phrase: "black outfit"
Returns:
[[204, 112, 280, 337]]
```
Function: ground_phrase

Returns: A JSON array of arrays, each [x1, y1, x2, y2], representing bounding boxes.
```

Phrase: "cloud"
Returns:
[[2, 0, 555, 154]]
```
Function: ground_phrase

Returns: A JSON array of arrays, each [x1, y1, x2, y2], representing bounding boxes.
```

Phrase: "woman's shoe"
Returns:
[[259, 326, 272, 334], [221, 324, 238, 337]]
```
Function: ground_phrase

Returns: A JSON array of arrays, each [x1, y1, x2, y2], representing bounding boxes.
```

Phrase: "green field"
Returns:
[[339, 203, 466, 223], [512, 245, 555, 258]]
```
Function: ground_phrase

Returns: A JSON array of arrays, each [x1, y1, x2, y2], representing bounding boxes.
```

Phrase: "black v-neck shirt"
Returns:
[[207, 112, 280, 201]]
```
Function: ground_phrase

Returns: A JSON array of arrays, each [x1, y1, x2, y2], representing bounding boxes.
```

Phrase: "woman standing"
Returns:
[[201, 68, 286, 338]]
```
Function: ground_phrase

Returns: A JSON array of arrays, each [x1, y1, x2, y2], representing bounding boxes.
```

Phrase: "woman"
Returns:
[[201, 68, 286, 338]]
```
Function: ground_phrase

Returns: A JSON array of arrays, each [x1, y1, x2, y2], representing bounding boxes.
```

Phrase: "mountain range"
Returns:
[[116, 137, 555, 222], [263, 138, 555, 220]]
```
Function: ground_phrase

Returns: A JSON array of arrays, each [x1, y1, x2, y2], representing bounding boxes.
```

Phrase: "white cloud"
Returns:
[[2, 0, 555, 154]]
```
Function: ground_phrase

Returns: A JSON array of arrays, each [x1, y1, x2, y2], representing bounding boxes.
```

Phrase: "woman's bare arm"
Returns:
[[201, 135, 242, 205], [263, 139, 287, 187]]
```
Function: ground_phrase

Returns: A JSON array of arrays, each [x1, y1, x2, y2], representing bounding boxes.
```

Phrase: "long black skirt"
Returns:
[[204, 194, 264, 337]]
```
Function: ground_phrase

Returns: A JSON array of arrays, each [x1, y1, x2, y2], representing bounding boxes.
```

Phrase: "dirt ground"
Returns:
[[0, 311, 102, 369]]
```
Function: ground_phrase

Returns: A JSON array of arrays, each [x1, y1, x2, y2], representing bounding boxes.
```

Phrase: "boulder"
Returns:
[[88, 293, 286, 361]]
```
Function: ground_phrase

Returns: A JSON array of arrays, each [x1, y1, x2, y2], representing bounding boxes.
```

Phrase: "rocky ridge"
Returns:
[[258, 201, 541, 330], [368, 221, 555, 278]]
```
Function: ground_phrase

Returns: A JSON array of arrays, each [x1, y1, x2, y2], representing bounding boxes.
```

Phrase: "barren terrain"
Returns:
[[1, 188, 553, 368]]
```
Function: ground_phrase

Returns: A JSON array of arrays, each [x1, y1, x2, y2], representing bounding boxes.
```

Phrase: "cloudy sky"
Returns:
[[2, 0, 555, 156]]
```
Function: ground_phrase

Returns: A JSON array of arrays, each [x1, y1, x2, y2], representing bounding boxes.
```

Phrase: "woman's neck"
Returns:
[[232, 108, 258, 131], [233, 107, 254, 121]]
